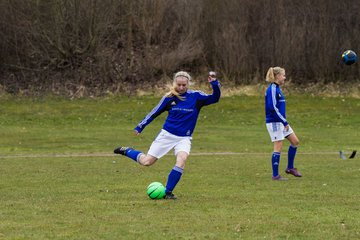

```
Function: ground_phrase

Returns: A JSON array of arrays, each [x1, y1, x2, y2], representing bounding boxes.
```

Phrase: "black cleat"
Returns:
[[349, 150, 357, 159], [114, 146, 131, 155], [163, 192, 177, 200]]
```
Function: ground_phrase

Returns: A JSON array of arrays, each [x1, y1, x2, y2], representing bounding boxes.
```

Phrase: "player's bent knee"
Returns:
[[176, 152, 188, 168], [177, 152, 188, 161], [291, 139, 300, 147], [142, 161, 155, 166], [141, 156, 157, 166]]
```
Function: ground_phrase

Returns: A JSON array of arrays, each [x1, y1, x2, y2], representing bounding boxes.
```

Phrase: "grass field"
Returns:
[[1, 94, 360, 239]]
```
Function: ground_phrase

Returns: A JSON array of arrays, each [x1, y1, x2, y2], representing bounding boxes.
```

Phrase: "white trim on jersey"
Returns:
[[271, 84, 287, 123], [138, 96, 167, 128], [187, 89, 209, 96]]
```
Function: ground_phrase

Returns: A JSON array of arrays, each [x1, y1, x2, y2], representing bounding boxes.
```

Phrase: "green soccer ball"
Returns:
[[147, 182, 166, 199]]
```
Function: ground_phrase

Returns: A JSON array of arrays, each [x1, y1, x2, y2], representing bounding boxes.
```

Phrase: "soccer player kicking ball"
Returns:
[[114, 71, 221, 199], [265, 67, 302, 181]]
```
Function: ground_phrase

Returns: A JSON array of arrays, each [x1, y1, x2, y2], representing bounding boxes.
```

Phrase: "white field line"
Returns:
[[0, 151, 342, 159]]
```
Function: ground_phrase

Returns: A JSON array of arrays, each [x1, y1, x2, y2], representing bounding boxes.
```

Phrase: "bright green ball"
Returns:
[[147, 182, 166, 199]]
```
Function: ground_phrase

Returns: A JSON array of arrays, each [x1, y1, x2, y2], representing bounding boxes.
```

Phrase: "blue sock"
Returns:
[[165, 166, 183, 193], [272, 152, 281, 177], [125, 148, 142, 162], [287, 145, 297, 169]]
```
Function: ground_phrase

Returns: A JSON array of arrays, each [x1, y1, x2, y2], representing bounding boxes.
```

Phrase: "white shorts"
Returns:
[[147, 129, 192, 159], [266, 122, 294, 142]]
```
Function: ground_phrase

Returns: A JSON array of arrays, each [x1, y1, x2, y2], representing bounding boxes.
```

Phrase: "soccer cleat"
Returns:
[[272, 175, 288, 181], [163, 192, 177, 200], [285, 168, 302, 177], [114, 146, 132, 155], [349, 150, 357, 159]]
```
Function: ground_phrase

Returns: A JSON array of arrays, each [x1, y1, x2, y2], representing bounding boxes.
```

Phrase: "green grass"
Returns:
[[1, 95, 360, 239]]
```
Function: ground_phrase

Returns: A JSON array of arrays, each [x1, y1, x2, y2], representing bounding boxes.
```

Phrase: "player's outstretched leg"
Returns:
[[114, 146, 142, 163], [114, 146, 158, 166], [114, 146, 131, 155]]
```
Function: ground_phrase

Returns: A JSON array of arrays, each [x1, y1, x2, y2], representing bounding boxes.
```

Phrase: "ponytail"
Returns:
[[266, 67, 284, 83], [265, 67, 275, 82]]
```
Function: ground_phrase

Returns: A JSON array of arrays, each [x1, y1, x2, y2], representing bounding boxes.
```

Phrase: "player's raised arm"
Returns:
[[197, 71, 221, 106]]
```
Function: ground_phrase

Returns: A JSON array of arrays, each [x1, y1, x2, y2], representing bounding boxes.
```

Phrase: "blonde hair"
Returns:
[[165, 71, 191, 100], [265, 67, 285, 83]]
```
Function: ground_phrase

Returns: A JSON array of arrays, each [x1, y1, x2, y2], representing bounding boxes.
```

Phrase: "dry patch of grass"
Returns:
[[1, 80, 360, 99]]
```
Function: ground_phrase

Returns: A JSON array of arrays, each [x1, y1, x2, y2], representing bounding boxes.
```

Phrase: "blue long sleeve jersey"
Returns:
[[135, 80, 221, 137], [265, 82, 288, 126]]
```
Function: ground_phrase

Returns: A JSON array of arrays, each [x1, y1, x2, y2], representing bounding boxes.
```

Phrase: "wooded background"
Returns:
[[1, 0, 359, 95]]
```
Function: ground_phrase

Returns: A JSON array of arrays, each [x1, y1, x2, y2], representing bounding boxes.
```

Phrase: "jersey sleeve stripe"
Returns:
[[188, 90, 209, 96], [138, 96, 167, 127], [271, 84, 287, 123]]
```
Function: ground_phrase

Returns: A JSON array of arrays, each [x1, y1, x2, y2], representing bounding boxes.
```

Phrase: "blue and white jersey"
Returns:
[[265, 82, 288, 126], [135, 80, 221, 137]]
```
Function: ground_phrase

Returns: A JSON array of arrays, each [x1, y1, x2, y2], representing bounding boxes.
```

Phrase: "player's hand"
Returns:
[[134, 130, 141, 136], [208, 71, 217, 82], [284, 125, 289, 131]]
